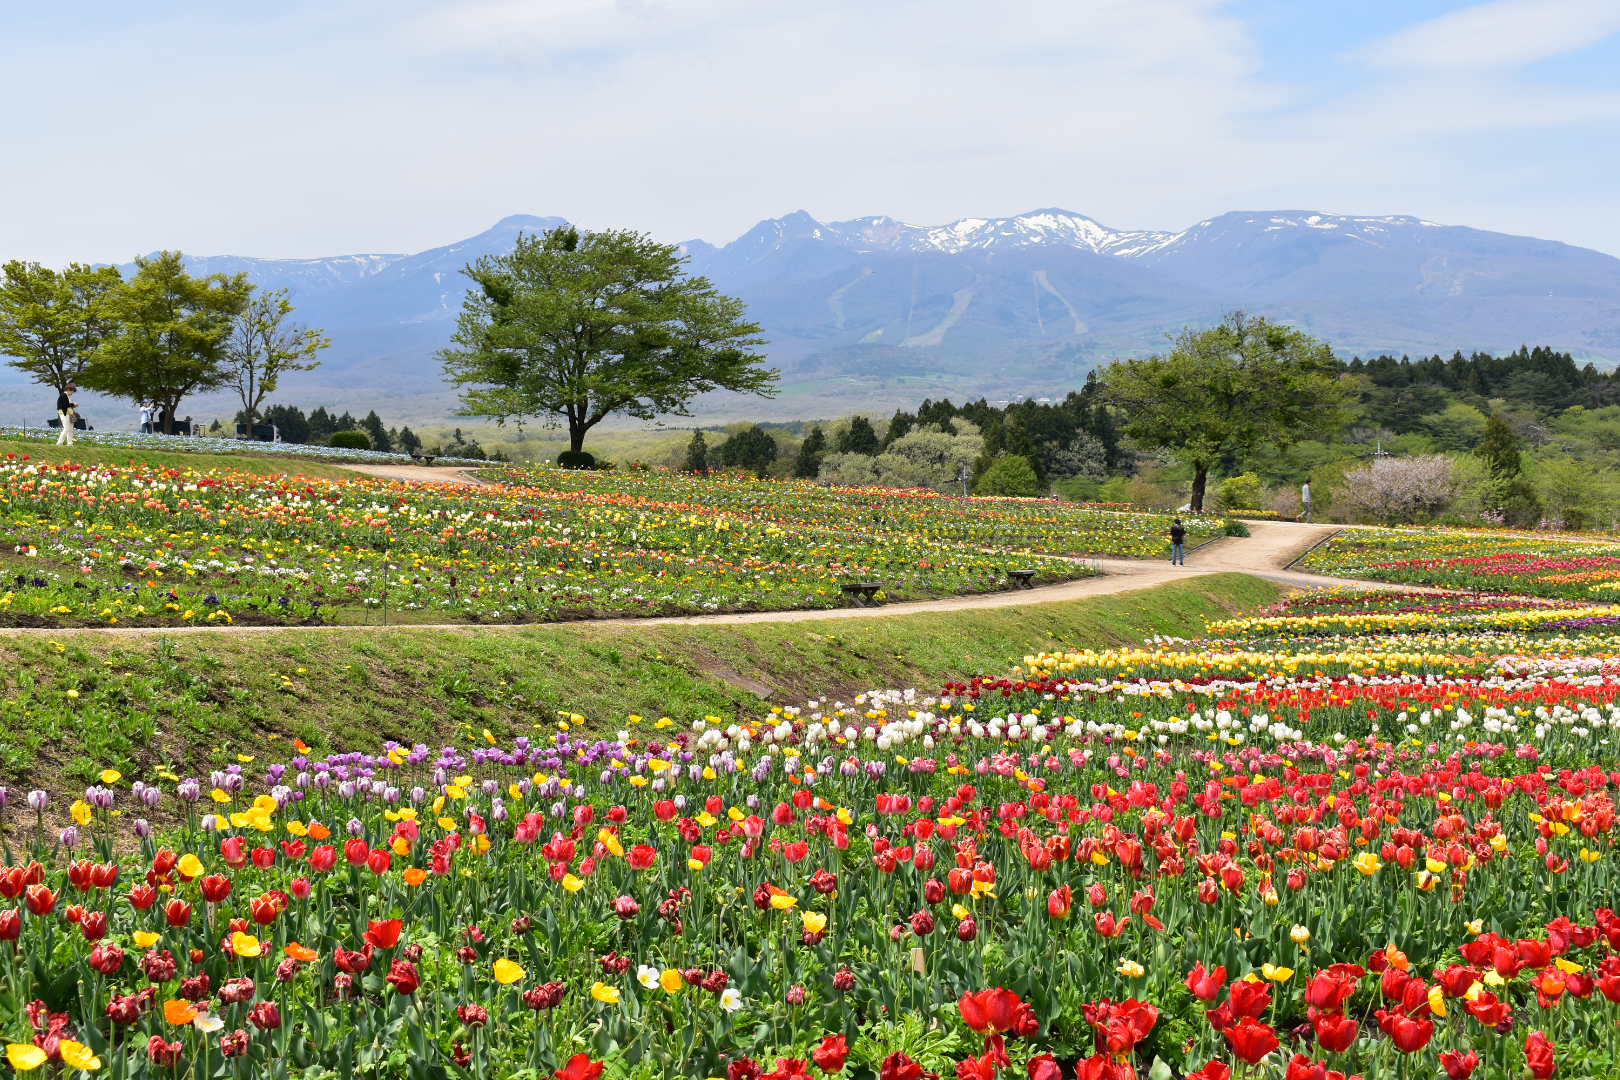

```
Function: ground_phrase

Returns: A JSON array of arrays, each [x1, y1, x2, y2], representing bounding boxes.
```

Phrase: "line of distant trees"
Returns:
[[676, 373, 1123, 498], [225, 404, 490, 459]]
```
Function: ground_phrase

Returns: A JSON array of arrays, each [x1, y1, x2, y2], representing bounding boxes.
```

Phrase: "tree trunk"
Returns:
[[568, 420, 587, 454], [1190, 463, 1208, 512]]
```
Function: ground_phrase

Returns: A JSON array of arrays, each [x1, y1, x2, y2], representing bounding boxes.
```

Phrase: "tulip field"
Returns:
[[2, 576, 1620, 1078], [1302, 528, 1620, 601], [0, 455, 1221, 627]]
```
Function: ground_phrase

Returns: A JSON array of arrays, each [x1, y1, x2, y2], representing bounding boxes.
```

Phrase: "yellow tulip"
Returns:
[[561, 874, 585, 893], [1261, 964, 1294, 982], [660, 968, 683, 994], [99, 769, 122, 785], [768, 893, 798, 910], [1352, 852, 1382, 876], [70, 800, 93, 826], [493, 958, 525, 985], [590, 982, 621, 1003], [133, 930, 161, 948], [801, 910, 828, 935], [230, 931, 262, 958], [177, 853, 204, 878]]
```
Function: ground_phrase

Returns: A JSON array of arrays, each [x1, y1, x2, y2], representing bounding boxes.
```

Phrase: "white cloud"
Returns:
[[1362, 0, 1620, 71]]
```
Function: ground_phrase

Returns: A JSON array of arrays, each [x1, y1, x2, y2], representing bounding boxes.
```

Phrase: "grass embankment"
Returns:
[[0, 438, 359, 480], [0, 574, 1280, 791]]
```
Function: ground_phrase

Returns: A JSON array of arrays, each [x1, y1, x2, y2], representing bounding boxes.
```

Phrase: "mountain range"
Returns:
[[9, 207, 1620, 424]]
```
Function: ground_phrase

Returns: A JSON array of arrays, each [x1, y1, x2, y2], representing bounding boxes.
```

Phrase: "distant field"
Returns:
[[1302, 526, 1620, 599], [0, 457, 1218, 628]]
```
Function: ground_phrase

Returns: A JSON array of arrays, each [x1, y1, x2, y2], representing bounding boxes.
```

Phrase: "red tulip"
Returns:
[[878, 1053, 924, 1080], [1227, 978, 1272, 1020], [25, 883, 58, 915], [1027, 1056, 1062, 1080], [1440, 1049, 1480, 1079], [1311, 1012, 1357, 1054], [128, 883, 158, 911], [1187, 1063, 1232, 1080], [812, 1034, 849, 1073], [80, 910, 109, 941], [1047, 885, 1073, 919], [1093, 911, 1128, 937], [1525, 1031, 1555, 1079], [385, 958, 421, 995], [1382, 1011, 1434, 1054], [555, 1053, 605, 1080], [164, 898, 193, 927], [1186, 963, 1227, 1001], [309, 845, 337, 873], [0, 910, 19, 941], [89, 942, 125, 974], [199, 874, 232, 903], [344, 838, 370, 866], [958, 988, 1023, 1034], [1223, 1017, 1279, 1064], [366, 849, 391, 875], [364, 918, 403, 950], [248, 1002, 282, 1030], [250, 894, 281, 926]]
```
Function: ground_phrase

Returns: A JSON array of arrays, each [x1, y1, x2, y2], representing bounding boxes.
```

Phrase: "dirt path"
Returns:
[[0, 516, 1416, 638], [338, 464, 494, 486]]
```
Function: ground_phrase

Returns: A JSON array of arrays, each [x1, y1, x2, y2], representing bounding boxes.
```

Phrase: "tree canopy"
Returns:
[[81, 252, 253, 433], [0, 260, 122, 392], [440, 226, 775, 454], [1101, 312, 1344, 510]]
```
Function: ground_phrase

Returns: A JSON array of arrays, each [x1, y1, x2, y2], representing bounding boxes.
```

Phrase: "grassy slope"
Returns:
[[0, 438, 363, 480], [0, 574, 1280, 790]]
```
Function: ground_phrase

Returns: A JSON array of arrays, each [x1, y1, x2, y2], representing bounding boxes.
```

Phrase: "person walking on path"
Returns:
[[1300, 480, 1314, 523], [55, 383, 78, 446], [1169, 518, 1187, 565]]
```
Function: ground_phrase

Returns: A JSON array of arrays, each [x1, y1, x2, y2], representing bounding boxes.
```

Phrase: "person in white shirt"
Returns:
[[1300, 481, 1313, 522]]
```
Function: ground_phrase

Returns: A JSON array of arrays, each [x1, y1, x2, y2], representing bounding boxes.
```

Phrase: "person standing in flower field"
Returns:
[[1169, 518, 1186, 565], [1300, 480, 1313, 522], [55, 382, 78, 445]]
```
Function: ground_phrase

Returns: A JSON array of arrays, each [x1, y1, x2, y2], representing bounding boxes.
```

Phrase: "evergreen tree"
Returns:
[[263, 404, 310, 443], [793, 426, 827, 478], [307, 407, 337, 442], [397, 426, 422, 454], [1477, 414, 1523, 480], [836, 415, 880, 455], [882, 410, 915, 447], [683, 429, 710, 473], [335, 411, 358, 434], [362, 411, 392, 452], [716, 425, 777, 477]]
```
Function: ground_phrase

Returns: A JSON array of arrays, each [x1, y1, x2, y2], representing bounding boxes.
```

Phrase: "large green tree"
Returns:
[[0, 260, 123, 394], [225, 287, 328, 433], [1101, 313, 1345, 510], [440, 226, 775, 454], [83, 252, 253, 433]]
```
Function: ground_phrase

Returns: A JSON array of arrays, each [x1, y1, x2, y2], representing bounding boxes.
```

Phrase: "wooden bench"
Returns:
[[1007, 569, 1037, 589], [410, 454, 437, 466], [839, 581, 883, 607]]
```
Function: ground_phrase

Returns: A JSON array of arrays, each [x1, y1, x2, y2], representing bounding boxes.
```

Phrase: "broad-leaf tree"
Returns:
[[1102, 312, 1344, 510], [0, 260, 123, 395], [84, 252, 253, 433], [225, 287, 329, 433], [440, 226, 774, 454]]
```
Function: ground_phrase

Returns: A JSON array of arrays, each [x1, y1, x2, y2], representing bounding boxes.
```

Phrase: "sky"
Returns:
[[4, 0, 1620, 265]]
